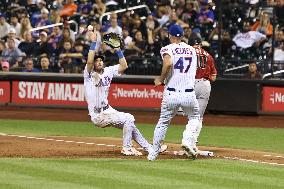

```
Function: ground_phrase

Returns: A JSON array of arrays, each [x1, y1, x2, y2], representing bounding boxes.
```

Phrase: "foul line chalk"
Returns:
[[1, 133, 284, 166]]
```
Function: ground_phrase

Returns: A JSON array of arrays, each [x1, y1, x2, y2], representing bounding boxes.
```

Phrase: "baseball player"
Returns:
[[84, 28, 153, 156], [147, 24, 200, 161], [187, 38, 217, 146]]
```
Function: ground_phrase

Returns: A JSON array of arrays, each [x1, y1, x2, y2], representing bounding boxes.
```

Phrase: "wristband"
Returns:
[[116, 50, 124, 59], [89, 42, 97, 50]]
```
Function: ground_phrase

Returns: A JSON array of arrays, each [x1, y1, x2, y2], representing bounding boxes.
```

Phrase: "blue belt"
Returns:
[[167, 88, 193, 92], [94, 104, 109, 113]]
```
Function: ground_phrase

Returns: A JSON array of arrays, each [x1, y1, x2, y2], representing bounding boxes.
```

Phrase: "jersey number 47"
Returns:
[[174, 57, 192, 73]]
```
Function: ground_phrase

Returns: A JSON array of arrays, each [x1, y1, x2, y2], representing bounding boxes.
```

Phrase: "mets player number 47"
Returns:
[[148, 24, 200, 161]]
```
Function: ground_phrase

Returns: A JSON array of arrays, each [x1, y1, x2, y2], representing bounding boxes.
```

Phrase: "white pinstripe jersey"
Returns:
[[160, 42, 197, 90], [84, 65, 120, 114]]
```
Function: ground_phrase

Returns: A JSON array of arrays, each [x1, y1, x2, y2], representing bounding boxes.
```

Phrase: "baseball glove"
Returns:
[[102, 32, 123, 49]]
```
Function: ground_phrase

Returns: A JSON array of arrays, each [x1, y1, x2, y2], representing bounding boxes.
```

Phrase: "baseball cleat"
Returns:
[[147, 150, 158, 161], [160, 144, 168, 153], [181, 144, 198, 160], [121, 147, 143, 156]]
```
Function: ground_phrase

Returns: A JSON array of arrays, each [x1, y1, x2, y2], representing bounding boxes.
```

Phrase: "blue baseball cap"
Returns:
[[0, 13, 6, 18], [168, 24, 184, 37]]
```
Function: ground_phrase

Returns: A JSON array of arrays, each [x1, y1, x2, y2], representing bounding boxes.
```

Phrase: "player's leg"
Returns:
[[181, 93, 200, 158], [105, 108, 152, 156], [91, 107, 137, 154], [195, 80, 211, 140], [148, 98, 176, 160], [132, 127, 152, 152]]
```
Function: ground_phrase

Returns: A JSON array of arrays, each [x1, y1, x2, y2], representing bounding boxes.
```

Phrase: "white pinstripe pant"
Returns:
[[152, 90, 200, 156], [90, 106, 151, 151]]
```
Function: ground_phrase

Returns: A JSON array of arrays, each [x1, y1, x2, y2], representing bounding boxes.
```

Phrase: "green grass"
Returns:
[[0, 158, 283, 189], [0, 119, 283, 153], [0, 119, 284, 189]]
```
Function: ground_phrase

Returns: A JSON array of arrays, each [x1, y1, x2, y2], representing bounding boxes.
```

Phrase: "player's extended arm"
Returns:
[[209, 55, 217, 82], [115, 48, 128, 74], [86, 26, 97, 73], [154, 54, 172, 87]]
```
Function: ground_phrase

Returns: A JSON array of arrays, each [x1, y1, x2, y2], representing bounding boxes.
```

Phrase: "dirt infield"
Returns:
[[0, 134, 283, 165], [0, 106, 284, 165]]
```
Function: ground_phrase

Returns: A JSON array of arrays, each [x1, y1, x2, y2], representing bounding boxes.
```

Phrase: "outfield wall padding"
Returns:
[[0, 73, 283, 115]]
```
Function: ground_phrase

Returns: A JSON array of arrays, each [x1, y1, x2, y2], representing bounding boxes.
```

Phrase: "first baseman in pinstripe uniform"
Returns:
[[147, 24, 200, 161], [84, 27, 153, 156]]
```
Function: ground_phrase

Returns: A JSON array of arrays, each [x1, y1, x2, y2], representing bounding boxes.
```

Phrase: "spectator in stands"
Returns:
[[1, 38, 23, 69], [182, 26, 192, 43], [221, 31, 234, 58], [1, 60, 9, 72], [18, 31, 37, 57], [58, 40, 77, 73], [145, 14, 160, 33], [243, 61, 262, 79], [29, 0, 47, 27], [9, 14, 21, 38], [163, 10, 189, 29], [60, 0, 77, 17], [34, 8, 52, 31], [105, 0, 119, 12], [77, 19, 89, 41], [72, 41, 87, 72], [39, 56, 53, 72], [50, 4, 61, 24], [0, 13, 10, 40], [156, 3, 171, 26], [93, 0, 106, 18], [198, 1, 215, 25], [62, 20, 76, 42], [0, 40, 5, 55], [77, 0, 93, 17], [122, 27, 134, 52], [22, 58, 39, 72], [34, 31, 54, 57], [6, 28, 21, 48], [48, 26, 62, 50], [233, 21, 267, 49], [152, 26, 170, 56], [127, 31, 148, 57], [57, 27, 74, 50], [173, 1, 186, 18], [53, 0, 63, 10], [251, 12, 273, 37], [121, 14, 131, 29], [106, 12, 122, 36], [269, 29, 284, 63], [19, 17, 33, 40], [181, 1, 198, 27], [129, 16, 147, 38]]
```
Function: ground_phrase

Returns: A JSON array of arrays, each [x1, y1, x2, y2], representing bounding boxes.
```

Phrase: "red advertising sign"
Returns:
[[109, 84, 163, 108], [262, 86, 284, 112], [11, 81, 163, 108], [12, 81, 87, 106], [0, 81, 10, 103]]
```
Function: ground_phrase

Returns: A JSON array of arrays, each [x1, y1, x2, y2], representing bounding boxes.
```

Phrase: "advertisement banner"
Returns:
[[109, 84, 163, 108], [12, 81, 87, 106], [11, 81, 163, 108], [0, 81, 10, 103], [262, 86, 284, 112]]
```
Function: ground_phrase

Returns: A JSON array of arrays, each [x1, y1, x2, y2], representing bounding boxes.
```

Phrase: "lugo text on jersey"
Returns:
[[95, 76, 111, 87]]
